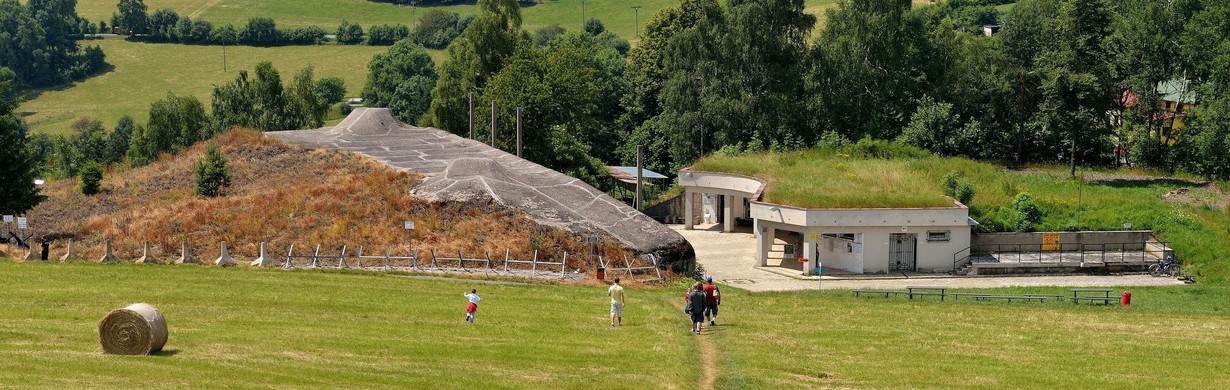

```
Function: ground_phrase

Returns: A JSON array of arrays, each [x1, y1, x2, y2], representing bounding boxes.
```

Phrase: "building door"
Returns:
[[889, 233, 917, 271]]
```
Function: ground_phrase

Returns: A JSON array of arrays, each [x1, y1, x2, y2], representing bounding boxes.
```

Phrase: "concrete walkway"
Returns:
[[673, 225, 1188, 292]]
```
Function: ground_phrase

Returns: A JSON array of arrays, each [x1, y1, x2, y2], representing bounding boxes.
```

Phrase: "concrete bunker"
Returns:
[[267, 108, 694, 265], [677, 169, 974, 275]]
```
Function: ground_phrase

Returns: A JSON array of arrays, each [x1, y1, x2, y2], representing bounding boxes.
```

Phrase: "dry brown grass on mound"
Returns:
[[25, 129, 629, 265]]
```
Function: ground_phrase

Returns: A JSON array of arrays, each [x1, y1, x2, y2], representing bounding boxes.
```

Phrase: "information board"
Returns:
[[1042, 232, 1060, 251]]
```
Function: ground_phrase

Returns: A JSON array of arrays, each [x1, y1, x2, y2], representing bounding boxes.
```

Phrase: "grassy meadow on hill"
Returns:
[[0, 261, 1226, 389], [19, 38, 388, 135], [71, 0, 929, 42]]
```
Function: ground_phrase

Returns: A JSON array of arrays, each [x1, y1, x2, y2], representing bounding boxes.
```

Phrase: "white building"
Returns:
[[678, 169, 975, 274]]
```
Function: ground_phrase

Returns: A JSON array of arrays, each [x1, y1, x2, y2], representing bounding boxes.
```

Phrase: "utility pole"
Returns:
[[222, 43, 227, 72], [636, 145, 644, 210], [411, 1, 418, 31], [516, 107, 523, 157], [632, 6, 642, 38], [581, 0, 586, 28], [468, 90, 474, 139], [490, 100, 497, 148]]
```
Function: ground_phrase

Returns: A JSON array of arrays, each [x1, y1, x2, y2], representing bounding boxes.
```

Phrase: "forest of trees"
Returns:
[[373, 0, 1230, 187], [6, 0, 1230, 216], [0, 0, 107, 89]]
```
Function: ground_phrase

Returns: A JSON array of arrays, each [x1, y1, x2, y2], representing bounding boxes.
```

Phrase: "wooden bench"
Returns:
[[1023, 294, 1066, 302], [973, 295, 1049, 303], [1071, 288, 1114, 305], [852, 290, 904, 298], [906, 286, 947, 301], [1072, 296, 1115, 305], [949, 293, 990, 300]]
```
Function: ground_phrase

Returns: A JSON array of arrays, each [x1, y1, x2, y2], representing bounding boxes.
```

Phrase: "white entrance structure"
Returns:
[[678, 169, 975, 274]]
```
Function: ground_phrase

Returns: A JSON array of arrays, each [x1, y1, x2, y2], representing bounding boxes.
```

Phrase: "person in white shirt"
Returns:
[[464, 289, 482, 324]]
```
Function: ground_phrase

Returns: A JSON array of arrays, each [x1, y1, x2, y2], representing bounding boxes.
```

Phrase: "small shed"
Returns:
[[982, 24, 1001, 37], [607, 166, 668, 206]]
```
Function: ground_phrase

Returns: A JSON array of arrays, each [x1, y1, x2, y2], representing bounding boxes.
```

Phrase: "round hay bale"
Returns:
[[98, 303, 168, 355]]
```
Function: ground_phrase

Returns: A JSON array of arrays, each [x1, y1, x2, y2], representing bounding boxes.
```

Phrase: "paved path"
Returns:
[[674, 226, 1187, 292]]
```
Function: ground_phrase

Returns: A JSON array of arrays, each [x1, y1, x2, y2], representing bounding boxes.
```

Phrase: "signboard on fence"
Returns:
[[1042, 232, 1060, 251], [3, 215, 12, 224], [17, 217, 27, 230], [404, 221, 414, 230]]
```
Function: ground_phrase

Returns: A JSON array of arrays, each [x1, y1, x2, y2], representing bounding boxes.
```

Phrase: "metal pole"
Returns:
[[636, 145, 644, 210], [468, 91, 474, 139], [490, 100, 497, 148], [516, 107, 522, 157], [632, 6, 642, 38]]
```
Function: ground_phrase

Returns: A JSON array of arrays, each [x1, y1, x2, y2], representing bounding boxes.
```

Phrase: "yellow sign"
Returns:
[[1042, 233, 1060, 251]]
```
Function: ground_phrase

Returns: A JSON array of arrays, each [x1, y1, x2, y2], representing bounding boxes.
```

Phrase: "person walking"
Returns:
[[703, 276, 721, 326], [463, 289, 482, 324], [687, 281, 707, 334], [608, 277, 625, 327]]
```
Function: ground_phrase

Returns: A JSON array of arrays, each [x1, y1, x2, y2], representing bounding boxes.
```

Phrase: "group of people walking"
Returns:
[[463, 275, 721, 334], [685, 276, 721, 334]]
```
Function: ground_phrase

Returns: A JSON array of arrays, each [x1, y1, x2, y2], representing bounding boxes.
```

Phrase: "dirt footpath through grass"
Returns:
[[676, 225, 1188, 292]]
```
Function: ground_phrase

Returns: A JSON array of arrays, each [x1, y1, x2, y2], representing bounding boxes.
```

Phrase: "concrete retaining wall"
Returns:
[[972, 231, 1155, 251]]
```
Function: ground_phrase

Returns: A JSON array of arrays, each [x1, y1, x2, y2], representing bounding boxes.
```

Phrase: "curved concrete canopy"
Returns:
[[268, 108, 693, 262]]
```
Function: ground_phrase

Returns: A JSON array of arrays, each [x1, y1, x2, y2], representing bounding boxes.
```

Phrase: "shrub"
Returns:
[[336, 20, 365, 45], [367, 24, 410, 45], [195, 143, 232, 197], [955, 181, 976, 205], [994, 192, 1041, 232], [942, 171, 960, 197], [79, 161, 103, 195]]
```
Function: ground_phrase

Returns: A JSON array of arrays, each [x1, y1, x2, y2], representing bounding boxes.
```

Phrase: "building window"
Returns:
[[927, 231, 950, 242]]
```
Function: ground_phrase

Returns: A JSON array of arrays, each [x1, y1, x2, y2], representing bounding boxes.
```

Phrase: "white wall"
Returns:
[[816, 234, 863, 273]]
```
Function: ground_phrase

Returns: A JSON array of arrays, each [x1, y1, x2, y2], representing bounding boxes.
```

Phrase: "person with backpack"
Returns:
[[703, 276, 721, 326], [687, 281, 707, 334]]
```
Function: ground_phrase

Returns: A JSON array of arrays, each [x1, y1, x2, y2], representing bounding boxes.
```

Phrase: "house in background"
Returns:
[[1120, 79, 1197, 144]]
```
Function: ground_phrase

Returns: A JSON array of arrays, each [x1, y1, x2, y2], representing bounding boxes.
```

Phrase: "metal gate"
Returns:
[[889, 233, 917, 271]]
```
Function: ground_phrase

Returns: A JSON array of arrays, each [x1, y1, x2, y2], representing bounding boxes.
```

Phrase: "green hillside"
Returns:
[[18, 38, 390, 135], [73, 0, 909, 41], [0, 261, 1226, 388]]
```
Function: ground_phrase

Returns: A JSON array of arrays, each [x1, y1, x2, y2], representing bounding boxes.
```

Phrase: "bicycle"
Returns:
[[1148, 257, 1180, 277]]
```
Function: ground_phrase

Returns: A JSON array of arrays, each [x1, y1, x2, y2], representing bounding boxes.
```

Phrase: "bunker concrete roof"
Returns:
[[267, 108, 693, 261]]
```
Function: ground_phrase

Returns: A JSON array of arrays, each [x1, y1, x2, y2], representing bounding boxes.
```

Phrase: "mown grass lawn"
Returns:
[[1, 261, 1227, 389], [715, 285, 1230, 389], [0, 261, 695, 389], [18, 38, 388, 135]]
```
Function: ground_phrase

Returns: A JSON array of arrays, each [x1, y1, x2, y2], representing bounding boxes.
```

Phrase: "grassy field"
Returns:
[[72, 0, 925, 42], [74, 0, 685, 40], [691, 146, 1230, 282], [1, 261, 1227, 388], [18, 38, 389, 135]]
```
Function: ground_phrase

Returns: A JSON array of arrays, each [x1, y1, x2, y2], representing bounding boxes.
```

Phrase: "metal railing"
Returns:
[[953, 240, 1171, 273]]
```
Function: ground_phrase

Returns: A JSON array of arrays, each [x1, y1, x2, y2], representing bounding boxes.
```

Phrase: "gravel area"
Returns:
[[674, 225, 1188, 292]]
